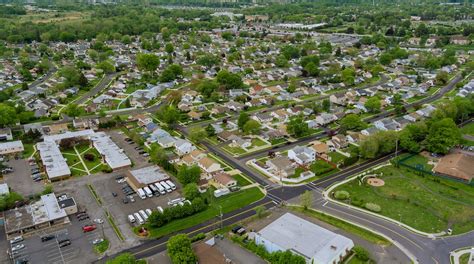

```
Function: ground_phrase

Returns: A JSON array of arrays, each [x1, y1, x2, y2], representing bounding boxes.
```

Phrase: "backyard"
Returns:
[[147, 187, 265, 238], [333, 162, 474, 234]]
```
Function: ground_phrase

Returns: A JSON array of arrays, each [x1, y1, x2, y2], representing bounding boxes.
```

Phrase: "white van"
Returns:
[[165, 180, 176, 191], [137, 188, 146, 199], [160, 181, 172, 193], [128, 214, 136, 224], [143, 187, 153, 198], [167, 197, 185, 206], [156, 206, 164, 213], [139, 210, 148, 221], [149, 184, 159, 196], [145, 209, 153, 217], [154, 182, 166, 195], [134, 213, 144, 225]]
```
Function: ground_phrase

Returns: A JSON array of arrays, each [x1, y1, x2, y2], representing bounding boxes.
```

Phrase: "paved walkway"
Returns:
[[451, 248, 473, 264]]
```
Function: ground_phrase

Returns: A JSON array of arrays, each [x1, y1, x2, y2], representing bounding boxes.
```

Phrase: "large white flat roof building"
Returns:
[[255, 213, 354, 264], [37, 141, 71, 180], [91, 132, 131, 169], [0, 140, 24, 155], [126, 166, 169, 189]]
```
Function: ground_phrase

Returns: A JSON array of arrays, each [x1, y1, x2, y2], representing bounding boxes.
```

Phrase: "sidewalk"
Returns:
[[450, 248, 473, 264]]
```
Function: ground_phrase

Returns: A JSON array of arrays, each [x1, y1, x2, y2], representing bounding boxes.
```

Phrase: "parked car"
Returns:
[[122, 198, 129, 204], [92, 238, 104, 245], [59, 240, 71, 248], [10, 236, 23, 245], [12, 244, 25, 252], [82, 225, 96, 233], [41, 235, 55, 242], [93, 219, 104, 224]]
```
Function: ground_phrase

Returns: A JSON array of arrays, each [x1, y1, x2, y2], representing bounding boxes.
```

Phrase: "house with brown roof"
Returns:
[[198, 157, 222, 174], [212, 172, 237, 188], [433, 153, 474, 183], [188, 111, 202, 120], [266, 156, 295, 178]]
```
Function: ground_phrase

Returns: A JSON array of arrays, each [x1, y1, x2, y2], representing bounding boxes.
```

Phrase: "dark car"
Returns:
[[122, 198, 129, 204], [59, 240, 71, 248], [41, 235, 55, 242], [112, 192, 117, 197], [231, 225, 243, 234]]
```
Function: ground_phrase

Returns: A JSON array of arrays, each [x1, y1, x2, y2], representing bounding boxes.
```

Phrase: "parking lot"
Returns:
[[4, 158, 44, 197], [108, 130, 150, 168], [8, 216, 99, 264], [93, 174, 183, 231]]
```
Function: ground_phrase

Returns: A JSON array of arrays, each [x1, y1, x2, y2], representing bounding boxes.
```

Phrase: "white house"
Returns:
[[288, 146, 316, 165], [174, 139, 196, 156], [315, 113, 337, 126]]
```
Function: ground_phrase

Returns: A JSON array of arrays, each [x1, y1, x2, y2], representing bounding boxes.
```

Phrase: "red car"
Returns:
[[82, 225, 96, 233]]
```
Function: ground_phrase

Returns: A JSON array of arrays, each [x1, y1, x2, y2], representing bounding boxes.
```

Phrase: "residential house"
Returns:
[[198, 157, 222, 174], [0, 128, 13, 141], [329, 93, 348, 106], [361, 126, 380, 136], [331, 135, 348, 149], [288, 146, 316, 165], [450, 35, 470, 45], [230, 136, 252, 150], [312, 141, 329, 156], [315, 113, 337, 126], [212, 172, 237, 188], [346, 132, 364, 144], [374, 118, 401, 131], [174, 139, 196, 156], [266, 156, 295, 178], [253, 112, 273, 123]]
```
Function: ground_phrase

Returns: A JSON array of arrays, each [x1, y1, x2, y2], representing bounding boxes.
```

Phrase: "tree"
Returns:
[[339, 114, 367, 133], [399, 122, 428, 153], [435, 71, 449, 85], [365, 97, 381, 113], [59, 66, 81, 88], [197, 54, 220, 68], [188, 126, 207, 142], [255, 205, 266, 218], [243, 120, 261, 135], [183, 183, 200, 201], [216, 70, 243, 90], [0, 104, 17, 127], [165, 43, 174, 54], [341, 67, 356, 85], [96, 60, 115, 73], [238, 112, 250, 131], [287, 115, 309, 137], [426, 118, 461, 154], [78, 73, 88, 88], [359, 137, 380, 159], [205, 124, 216, 136], [300, 55, 320, 68], [197, 80, 219, 99], [167, 234, 197, 264], [136, 53, 160, 75], [177, 165, 201, 185], [275, 54, 289, 68], [322, 99, 331, 112], [304, 62, 319, 77], [42, 184, 53, 195], [65, 103, 82, 118], [353, 246, 370, 261], [281, 45, 300, 59], [157, 105, 180, 125], [300, 190, 312, 210]]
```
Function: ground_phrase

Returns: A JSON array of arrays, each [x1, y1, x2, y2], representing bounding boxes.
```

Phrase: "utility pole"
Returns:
[[219, 205, 223, 230]]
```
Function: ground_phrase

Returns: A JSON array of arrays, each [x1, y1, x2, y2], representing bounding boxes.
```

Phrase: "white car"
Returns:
[[92, 238, 104, 245], [93, 219, 104, 224], [117, 178, 127, 184], [10, 236, 23, 245], [12, 244, 25, 251]]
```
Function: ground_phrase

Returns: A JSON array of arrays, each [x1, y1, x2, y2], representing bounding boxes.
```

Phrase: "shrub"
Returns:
[[334, 191, 350, 200], [83, 153, 95, 161], [351, 197, 364, 207], [364, 202, 381, 212], [353, 246, 370, 261], [101, 166, 113, 173]]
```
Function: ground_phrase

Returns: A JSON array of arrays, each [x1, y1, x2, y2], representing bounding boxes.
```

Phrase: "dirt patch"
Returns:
[[367, 178, 385, 187]]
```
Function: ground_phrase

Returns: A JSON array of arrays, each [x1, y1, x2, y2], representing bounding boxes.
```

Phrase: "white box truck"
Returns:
[[156, 206, 164, 213], [145, 209, 152, 217], [137, 188, 146, 200], [128, 214, 136, 224], [154, 182, 166, 195], [160, 181, 172, 193], [143, 187, 153, 198], [165, 180, 176, 191], [139, 210, 148, 221], [134, 213, 144, 224], [149, 184, 159, 196]]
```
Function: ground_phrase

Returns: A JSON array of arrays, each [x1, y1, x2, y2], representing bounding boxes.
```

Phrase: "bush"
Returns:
[[334, 191, 350, 200], [83, 153, 95, 161], [101, 166, 113, 173], [364, 202, 381, 212], [190, 233, 206, 242], [351, 197, 364, 207], [352, 246, 370, 261], [148, 197, 208, 228]]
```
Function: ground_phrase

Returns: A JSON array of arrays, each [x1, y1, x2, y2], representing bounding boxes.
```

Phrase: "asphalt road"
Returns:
[[74, 72, 120, 105]]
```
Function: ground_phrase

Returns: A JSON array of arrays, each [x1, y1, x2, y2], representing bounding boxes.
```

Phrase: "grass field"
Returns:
[[334, 164, 474, 234], [148, 187, 264, 238], [93, 239, 109, 254], [233, 174, 252, 186], [222, 145, 247, 155], [290, 206, 390, 245], [328, 151, 347, 164], [461, 122, 474, 136]]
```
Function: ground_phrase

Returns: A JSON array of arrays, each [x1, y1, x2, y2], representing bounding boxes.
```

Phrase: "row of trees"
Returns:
[[147, 197, 207, 228]]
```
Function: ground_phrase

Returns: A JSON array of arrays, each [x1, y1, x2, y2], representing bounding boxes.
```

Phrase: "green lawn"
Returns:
[[290, 207, 390, 245], [94, 239, 109, 254], [251, 138, 268, 147], [399, 154, 434, 170], [334, 165, 474, 234], [233, 174, 252, 186], [81, 147, 103, 170], [22, 143, 35, 159], [270, 138, 286, 145], [459, 252, 471, 264], [461, 122, 474, 136], [222, 145, 247, 155], [328, 151, 346, 164], [148, 187, 264, 238]]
